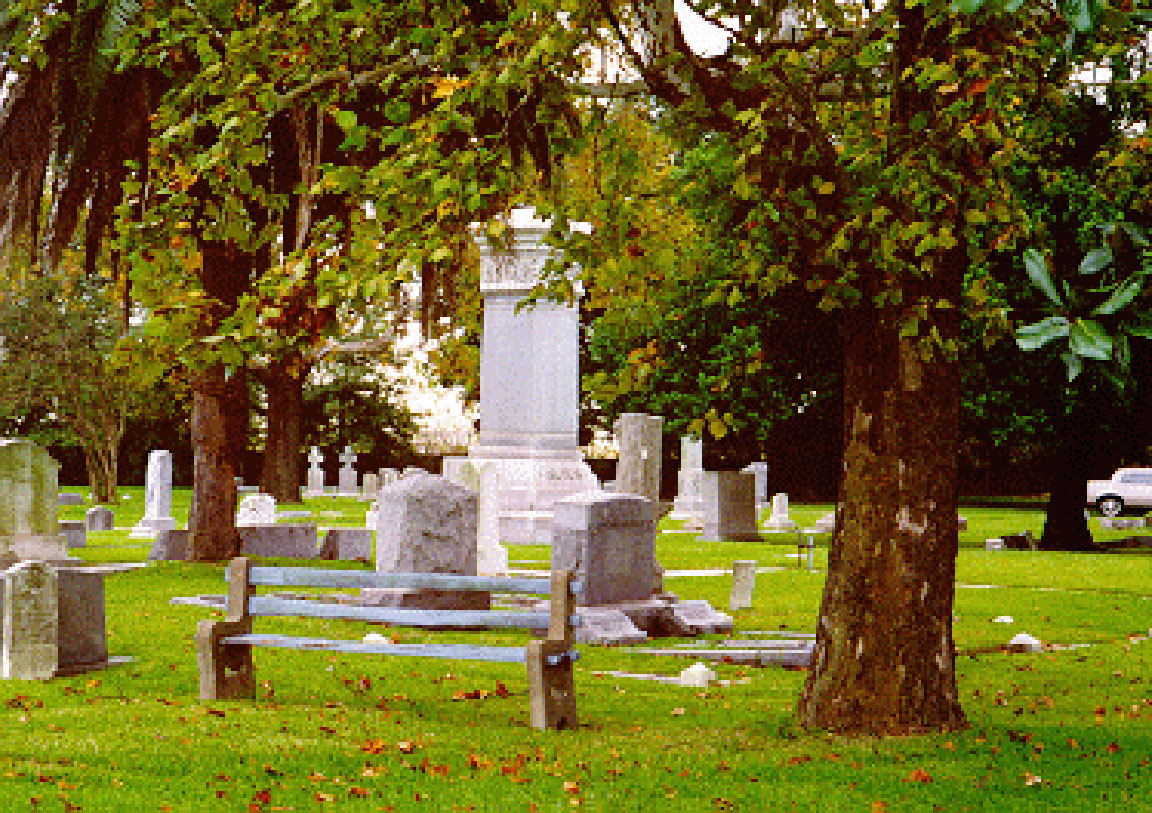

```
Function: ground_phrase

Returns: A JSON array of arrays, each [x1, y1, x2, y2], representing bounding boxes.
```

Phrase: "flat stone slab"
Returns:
[[629, 646, 813, 668], [238, 524, 319, 558]]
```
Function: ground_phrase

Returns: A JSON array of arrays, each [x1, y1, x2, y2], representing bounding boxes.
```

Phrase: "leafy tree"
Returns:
[[0, 255, 139, 501], [551, 0, 1139, 734]]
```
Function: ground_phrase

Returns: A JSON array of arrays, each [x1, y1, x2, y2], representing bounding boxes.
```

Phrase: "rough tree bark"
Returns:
[[795, 0, 968, 734], [259, 355, 306, 504], [189, 364, 244, 561]]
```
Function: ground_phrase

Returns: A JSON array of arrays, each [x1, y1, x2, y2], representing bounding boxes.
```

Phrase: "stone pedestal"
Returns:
[[464, 208, 599, 572]]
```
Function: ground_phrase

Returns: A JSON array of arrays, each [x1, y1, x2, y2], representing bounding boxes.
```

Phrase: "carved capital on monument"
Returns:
[[472, 207, 591, 295]]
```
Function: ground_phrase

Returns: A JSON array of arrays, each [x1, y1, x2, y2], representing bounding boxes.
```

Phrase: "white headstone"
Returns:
[[2, 560, 58, 680], [305, 447, 325, 495], [552, 493, 658, 606], [700, 471, 761, 542], [729, 560, 757, 611], [614, 413, 663, 505], [764, 492, 797, 531], [130, 450, 176, 538], [337, 447, 358, 495], [361, 472, 380, 500], [236, 494, 277, 527]]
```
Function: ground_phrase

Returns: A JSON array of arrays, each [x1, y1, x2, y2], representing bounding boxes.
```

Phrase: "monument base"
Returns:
[[129, 517, 176, 539], [455, 453, 599, 576]]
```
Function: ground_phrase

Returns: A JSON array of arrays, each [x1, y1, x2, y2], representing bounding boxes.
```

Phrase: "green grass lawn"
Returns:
[[20, 490, 1152, 811]]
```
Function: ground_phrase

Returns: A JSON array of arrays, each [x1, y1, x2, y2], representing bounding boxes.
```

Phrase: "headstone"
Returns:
[[238, 525, 319, 558], [0, 439, 69, 562], [57, 493, 84, 506], [337, 447, 358, 495], [763, 492, 797, 532], [985, 537, 1004, 551], [552, 493, 658, 606], [671, 436, 704, 523], [361, 472, 379, 501], [741, 462, 770, 508], [305, 447, 325, 495], [59, 520, 85, 550], [699, 471, 761, 542], [129, 450, 176, 539], [368, 473, 486, 610], [464, 207, 599, 569], [813, 511, 837, 533], [318, 528, 374, 561], [379, 468, 400, 488], [729, 560, 757, 611], [614, 413, 663, 505], [148, 529, 191, 561], [85, 505, 114, 532], [236, 494, 277, 527], [1, 561, 57, 680]]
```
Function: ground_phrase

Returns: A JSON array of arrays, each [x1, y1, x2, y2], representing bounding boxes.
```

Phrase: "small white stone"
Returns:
[[992, 615, 1014, 623], [678, 662, 717, 688], [1009, 632, 1043, 652]]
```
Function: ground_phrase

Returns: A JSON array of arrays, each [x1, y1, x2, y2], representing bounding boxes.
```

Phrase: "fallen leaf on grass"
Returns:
[[1024, 772, 1042, 786], [563, 781, 580, 794], [397, 740, 417, 754], [903, 768, 932, 784], [349, 787, 370, 797]]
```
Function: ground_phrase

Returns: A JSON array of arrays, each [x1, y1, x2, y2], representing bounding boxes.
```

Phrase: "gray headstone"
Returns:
[[57, 493, 84, 506], [236, 494, 277, 527], [0, 439, 70, 561], [318, 528, 374, 561], [238, 525, 318, 558], [55, 568, 109, 671], [130, 450, 175, 538], [337, 447, 358, 494], [700, 471, 761, 542], [1, 560, 57, 680], [729, 560, 757, 611], [367, 473, 485, 610], [85, 505, 114, 532], [671, 436, 704, 521], [614, 413, 663, 505], [148, 529, 191, 561], [741, 462, 770, 506], [361, 472, 379, 500], [59, 520, 86, 550], [552, 493, 658, 606]]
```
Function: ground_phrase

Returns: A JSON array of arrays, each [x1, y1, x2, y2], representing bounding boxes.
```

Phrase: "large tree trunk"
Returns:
[[797, 299, 967, 734], [259, 355, 306, 504], [1040, 397, 1100, 551], [188, 364, 243, 561]]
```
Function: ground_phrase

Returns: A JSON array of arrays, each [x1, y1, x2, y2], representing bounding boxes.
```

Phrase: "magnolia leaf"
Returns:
[[1121, 222, 1149, 247], [950, 0, 986, 13], [1061, 352, 1084, 381], [1078, 247, 1112, 276], [1015, 316, 1069, 351], [1069, 318, 1112, 360], [1093, 278, 1142, 316], [1023, 249, 1063, 307]]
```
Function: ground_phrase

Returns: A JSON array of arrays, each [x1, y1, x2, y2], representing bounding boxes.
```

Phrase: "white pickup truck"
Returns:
[[1086, 468, 1152, 516]]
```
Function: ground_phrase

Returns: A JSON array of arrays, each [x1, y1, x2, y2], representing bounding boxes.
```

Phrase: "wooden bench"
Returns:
[[196, 558, 580, 730]]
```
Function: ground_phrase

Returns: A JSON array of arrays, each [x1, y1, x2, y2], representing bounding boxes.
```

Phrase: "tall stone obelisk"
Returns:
[[464, 208, 599, 575]]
